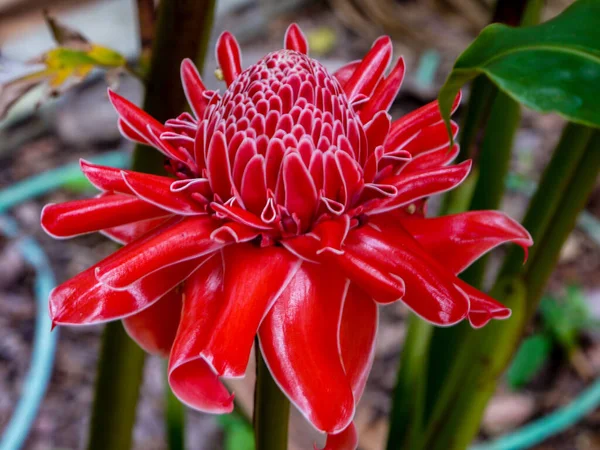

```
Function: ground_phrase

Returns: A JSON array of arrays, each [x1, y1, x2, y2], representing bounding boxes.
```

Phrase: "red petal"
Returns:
[[41, 194, 168, 238], [340, 284, 377, 399], [169, 311, 234, 413], [216, 31, 242, 86], [122, 171, 207, 215], [402, 121, 459, 157], [172, 245, 300, 378], [457, 280, 512, 328], [385, 92, 461, 153], [94, 216, 222, 289], [318, 423, 358, 450], [358, 57, 405, 122], [400, 211, 532, 275], [344, 36, 392, 100], [119, 118, 148, 145], [80, 159, 132, 194], [283, 152, 318, 231], [240, 154, 268, 215], [403, 143, 459, 173], [207, 131, 234, 201], [50, 255, 207, 325], [333, 61, 361, 87], [364, 111, 391, 156], [367, 160, 472, 215], [101, 217, 172, 245], [324, 245, 406, 304], [284, 23, 309, 54], [259, 264, 355, 433], [123, 288, 183, 357], [342, 223, 469, 325], [108, 89, 166, 147], [181, 58, 208, 119]]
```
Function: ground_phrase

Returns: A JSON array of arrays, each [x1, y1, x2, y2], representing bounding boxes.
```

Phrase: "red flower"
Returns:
[[41, 24, 532, 449]]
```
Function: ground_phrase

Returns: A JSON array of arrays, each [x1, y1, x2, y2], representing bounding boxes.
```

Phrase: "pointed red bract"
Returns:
[[181, 59, 208, 118], [216, 31, 242, 86], [401, 211, 532, 274], [341, 223, 469, 325], [284, 23, 309, 54], [50, 255, 206, 325], [94, 216, 222, 289], [41, 194, 168, 238]]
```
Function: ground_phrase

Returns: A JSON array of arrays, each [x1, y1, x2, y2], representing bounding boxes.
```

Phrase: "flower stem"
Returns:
[[386, 314, 433, 450], [87, 322, 145, 450], [254, 347, 290, 450]]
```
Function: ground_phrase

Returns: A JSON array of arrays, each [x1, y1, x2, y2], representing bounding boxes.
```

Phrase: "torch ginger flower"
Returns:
[[41, 24, 532, 449]]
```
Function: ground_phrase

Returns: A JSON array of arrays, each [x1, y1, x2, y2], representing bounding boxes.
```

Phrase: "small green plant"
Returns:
[[508, 285, 598, 389]]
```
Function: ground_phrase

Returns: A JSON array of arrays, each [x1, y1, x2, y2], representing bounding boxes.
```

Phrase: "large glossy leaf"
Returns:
[[439, 0, 600, 131]]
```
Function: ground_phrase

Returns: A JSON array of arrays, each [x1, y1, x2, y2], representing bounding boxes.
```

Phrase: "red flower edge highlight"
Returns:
[[41, 24, 532, 449]]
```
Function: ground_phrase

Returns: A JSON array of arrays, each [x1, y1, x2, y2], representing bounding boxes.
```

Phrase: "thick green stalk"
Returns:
[[386, 314, 433, 450], [254, 348, 290, 450], [500, 123, 594, 277], [87, 0, 217, 448], [87, 323, 146, 450], [132, 0, 217, 173], [523, 131, 600, 317], [456, 77, 497, 163]]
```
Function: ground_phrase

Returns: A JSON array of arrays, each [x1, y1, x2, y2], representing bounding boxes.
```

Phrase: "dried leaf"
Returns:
[[43, 9, 91, 51], [0, 12, 129, 120]]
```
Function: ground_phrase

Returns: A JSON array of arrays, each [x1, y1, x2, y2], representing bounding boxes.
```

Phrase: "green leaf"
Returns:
[[507, 333, 552, 389], [439, 0, 600, 134], [540, 286, 592, 351]]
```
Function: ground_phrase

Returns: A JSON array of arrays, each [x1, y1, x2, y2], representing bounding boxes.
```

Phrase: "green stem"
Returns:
[[165, 365, 186, 450], [254, 347, 290, 450], [132, 0, 217, 173], [87, 0, 217, 447], [386, 314, 433, 450], [523, 131, 600, 317], [87, 323, 146, 450], [456, 76, 498, 162]]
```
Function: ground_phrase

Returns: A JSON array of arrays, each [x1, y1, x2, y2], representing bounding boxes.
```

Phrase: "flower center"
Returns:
[[163, 50, 396, 238]]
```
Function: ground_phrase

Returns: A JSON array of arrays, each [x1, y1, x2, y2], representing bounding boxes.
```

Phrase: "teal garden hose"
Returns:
[[0, 151, 129, 450]]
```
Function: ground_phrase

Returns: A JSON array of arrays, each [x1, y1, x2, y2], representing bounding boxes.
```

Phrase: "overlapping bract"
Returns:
[[41, 23, 532, 449]]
